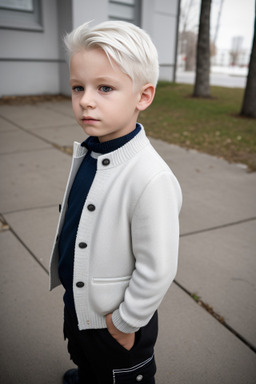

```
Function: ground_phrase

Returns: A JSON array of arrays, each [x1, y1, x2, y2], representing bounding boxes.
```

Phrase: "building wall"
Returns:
[[58, 0, 73, 95], [142, 0, 179, 82], [72, 0, 109, 28], [0, 0, 61, 96], [0, 0, 180, 97]]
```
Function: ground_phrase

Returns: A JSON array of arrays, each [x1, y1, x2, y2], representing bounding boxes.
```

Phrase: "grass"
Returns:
[[139, 82, 256, 171]]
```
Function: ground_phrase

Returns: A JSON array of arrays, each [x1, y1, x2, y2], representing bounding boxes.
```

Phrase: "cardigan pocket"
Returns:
[[91, 276, 131, 315], [92, 276, 131, 284]]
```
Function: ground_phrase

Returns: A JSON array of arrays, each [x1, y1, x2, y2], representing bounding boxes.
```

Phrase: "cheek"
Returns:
[[72, 99, 80, 114]]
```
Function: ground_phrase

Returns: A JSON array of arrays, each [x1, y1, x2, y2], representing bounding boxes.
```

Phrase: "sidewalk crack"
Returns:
[[2, 214, 49, 276], [181, 217, 256, 237], [174, 279, 256, 354]]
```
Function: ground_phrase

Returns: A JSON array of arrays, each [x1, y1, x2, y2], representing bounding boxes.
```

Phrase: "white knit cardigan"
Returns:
[[49, 125, 182, 333]]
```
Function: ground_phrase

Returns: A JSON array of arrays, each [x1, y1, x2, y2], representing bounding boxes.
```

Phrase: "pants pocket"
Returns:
[[113, 354, 156, 384]]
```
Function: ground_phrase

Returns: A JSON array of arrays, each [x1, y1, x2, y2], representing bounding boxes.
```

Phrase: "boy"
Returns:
[[49, 20, 182, 384]]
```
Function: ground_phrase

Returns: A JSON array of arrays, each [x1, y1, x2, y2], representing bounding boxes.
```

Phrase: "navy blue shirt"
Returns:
[[58, 124, 141, 314]]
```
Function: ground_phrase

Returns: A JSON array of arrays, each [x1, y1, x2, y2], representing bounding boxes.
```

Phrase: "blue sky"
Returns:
[[180, 0, 255, 51], [213, 0, 255, 50]]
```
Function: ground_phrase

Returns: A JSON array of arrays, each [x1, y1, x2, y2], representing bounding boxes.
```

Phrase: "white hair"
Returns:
[[64, 20, 159, 88]]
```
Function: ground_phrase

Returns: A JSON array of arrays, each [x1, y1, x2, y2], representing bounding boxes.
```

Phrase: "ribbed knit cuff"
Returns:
[[112, 309, 140, 334]]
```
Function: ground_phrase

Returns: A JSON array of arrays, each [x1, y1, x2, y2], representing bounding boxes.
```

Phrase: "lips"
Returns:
[[82, 116, 98, 121], [81, 116, 99, 125]]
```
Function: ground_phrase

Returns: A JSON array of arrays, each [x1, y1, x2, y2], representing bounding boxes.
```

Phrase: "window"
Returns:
[[108, 0, 141, 26], [0, 0, 43, 31], [0, 0, 34, 11]]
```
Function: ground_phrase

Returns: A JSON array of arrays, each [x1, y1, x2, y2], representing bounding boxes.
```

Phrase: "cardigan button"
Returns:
[[136, 375, 143, 382], [76, 281, 84, 288], [79, 242, 87, 249], [87, 204, 95, 211], [102, 158, 110, 166]]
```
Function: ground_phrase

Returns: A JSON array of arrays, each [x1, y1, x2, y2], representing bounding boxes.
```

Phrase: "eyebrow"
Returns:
[[69, 78, 79, 84], [69, 76, 120, 85], [94, 76, 120, 85]]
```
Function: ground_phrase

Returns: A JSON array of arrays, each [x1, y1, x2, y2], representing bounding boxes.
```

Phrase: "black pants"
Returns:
[[64, 307, 158, 384]]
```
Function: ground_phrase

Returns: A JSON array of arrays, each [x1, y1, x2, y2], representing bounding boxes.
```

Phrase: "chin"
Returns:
[[81, 126, 98, 137]]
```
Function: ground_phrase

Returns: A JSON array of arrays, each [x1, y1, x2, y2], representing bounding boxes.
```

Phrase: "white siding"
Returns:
[[0, 0, 60, 96], [142, 0, 179, 82], [0, 61, 59, 95], [71, 0, 109, 28]]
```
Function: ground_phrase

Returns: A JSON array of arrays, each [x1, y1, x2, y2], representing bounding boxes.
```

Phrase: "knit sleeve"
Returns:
[[112, 170, 182, 333]]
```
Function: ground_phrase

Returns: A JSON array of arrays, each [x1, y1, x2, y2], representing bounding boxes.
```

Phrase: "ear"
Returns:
[[136, 83, 155, 111]]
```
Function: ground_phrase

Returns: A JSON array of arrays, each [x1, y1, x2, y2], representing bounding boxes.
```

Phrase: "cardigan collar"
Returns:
[[81, 124, 141, 154], [72, 123, 150, 169]]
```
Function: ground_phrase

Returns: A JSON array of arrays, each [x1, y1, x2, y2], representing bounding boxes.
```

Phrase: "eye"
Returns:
[[99, 86, 113, 93], [72, 86, 84, 92]]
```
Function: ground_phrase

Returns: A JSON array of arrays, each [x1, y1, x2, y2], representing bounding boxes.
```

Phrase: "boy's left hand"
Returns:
[[106, 313, 135, 351]]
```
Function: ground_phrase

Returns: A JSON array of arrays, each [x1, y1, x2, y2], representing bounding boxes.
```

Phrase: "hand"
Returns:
[[106, 313, 135, 351]]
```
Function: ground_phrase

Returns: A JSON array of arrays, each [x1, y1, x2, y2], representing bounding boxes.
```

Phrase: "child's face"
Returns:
[[69, 47, 142, 142]]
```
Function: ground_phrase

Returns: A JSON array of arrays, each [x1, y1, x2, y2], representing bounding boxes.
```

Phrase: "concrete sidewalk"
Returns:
[[0, 100, 256, 384]]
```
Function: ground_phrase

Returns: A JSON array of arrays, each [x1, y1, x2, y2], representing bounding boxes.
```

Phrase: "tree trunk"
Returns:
[[240, 9, 256, 118], [193, 0, 212, 98]]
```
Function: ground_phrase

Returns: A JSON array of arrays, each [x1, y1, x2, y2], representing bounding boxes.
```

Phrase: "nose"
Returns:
[[79, 89, 96, 109]]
